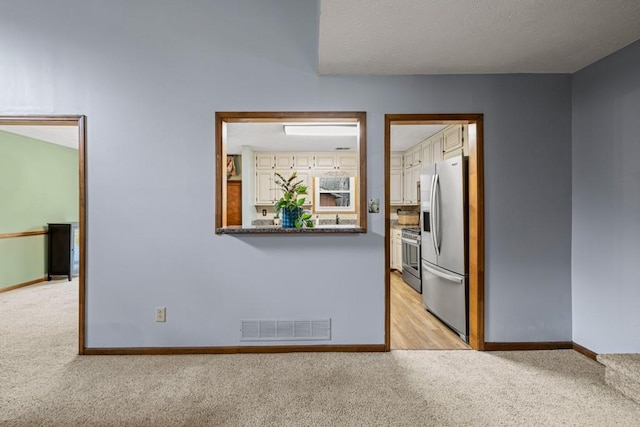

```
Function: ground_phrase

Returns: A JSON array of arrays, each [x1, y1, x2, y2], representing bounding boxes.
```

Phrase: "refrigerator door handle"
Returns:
[[432, 173, 440, 255], [422, 261, 463, 283], [429, 175, 438, 255]]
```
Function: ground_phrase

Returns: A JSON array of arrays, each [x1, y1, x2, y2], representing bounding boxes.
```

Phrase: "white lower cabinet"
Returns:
[[391, 228, 403, 271]]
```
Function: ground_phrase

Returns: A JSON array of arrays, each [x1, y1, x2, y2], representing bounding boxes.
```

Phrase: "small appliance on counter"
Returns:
[[397, 210, 419, 226]]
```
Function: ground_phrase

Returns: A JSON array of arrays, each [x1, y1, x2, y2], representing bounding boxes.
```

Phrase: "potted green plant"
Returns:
[[274, 171, 314, 228]]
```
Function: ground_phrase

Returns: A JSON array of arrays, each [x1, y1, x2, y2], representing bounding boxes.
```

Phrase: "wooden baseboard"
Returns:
[[484, 341, 573, 351], [82, 344, 386, 356], [572, 342, 598, 362], [0, 277, 47, 294]]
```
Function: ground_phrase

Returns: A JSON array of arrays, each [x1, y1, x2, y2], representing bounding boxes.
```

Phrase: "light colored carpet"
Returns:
[[2, 279, 640, 426], [598, 354, 640, 404]]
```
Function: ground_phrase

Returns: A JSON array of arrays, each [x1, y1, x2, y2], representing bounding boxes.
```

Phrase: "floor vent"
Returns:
[[240, 319, 331, 341]]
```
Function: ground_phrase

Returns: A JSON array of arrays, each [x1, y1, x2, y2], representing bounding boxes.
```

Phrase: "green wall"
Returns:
[[0, 130, 78, 289]]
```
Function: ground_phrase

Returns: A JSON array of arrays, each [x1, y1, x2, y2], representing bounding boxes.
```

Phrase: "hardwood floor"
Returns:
[[391, 271, 470, 350]]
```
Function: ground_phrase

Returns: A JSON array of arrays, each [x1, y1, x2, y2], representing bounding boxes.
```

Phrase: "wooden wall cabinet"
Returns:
[[227, 181, 242, 226]]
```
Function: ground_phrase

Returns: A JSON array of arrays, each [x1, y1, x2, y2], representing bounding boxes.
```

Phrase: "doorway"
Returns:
[[385, 114, 484, 351], [0, 115, 87, 354]]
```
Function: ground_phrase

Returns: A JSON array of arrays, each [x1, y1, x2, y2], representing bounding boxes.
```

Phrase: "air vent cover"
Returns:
[[240, 319, 331, 341]]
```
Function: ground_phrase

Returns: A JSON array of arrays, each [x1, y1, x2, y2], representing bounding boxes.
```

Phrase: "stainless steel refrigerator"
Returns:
[[420, 155, 469, 341]]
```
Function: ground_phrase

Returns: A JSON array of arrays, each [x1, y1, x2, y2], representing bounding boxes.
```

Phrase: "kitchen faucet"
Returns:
[[335, 214, 340, 224]]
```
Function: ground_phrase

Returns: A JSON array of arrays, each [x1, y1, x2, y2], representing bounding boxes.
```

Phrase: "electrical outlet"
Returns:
[[262, 209, 267, 216], [155, 307, 166, 322]]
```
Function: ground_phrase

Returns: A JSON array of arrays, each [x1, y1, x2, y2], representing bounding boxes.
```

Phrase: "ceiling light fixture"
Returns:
[[283, 124, 358, 136]]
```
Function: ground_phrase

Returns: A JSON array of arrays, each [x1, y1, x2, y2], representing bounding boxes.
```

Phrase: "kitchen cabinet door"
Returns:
[[337, 153, 358, 169], [431, 133, 444, 164], [255, 170, 275, 204], [315, 153, 358, 170], [226, 181, 242, 226], [403, 151, 413, 168], [412, 166, 421, 202], [403, 165, 420, 205], [314, 153, 337, 169], [443, 147, 463, 160], [293, 153, 313, 169], [421, 141, 433, 167], [391, 229, 403, 271], [391, 152, 403, 169], [390, 231, 397, 270], [256, 154, 275, 169], [294, 170, 312, 206], [411, 146, 422, 167], [390, 169, 403, 205], [443, 125, 463, 154], [275, 154, 294, 169], [395, 234, 403, 271]]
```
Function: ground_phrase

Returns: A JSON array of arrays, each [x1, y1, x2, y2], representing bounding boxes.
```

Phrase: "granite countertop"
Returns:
[[390, 220, 419, 229], [216, 225, 365, 234]]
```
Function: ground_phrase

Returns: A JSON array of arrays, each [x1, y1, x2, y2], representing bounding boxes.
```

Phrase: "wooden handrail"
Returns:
[[0, 230, 47, 239]]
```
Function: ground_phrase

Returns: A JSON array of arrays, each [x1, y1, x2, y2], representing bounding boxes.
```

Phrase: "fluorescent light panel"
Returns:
[[283, 124, 358, 136]]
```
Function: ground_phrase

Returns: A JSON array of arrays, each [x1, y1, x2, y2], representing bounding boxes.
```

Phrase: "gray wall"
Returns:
[[0, 0, 573, 347], [572, 40, 640, 353]]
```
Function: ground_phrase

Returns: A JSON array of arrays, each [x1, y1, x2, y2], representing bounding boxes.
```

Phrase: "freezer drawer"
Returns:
[[421, 260, 468, 341]]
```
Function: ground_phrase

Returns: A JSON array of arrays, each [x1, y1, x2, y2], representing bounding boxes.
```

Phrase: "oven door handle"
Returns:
[[401, 237, 420, 246]]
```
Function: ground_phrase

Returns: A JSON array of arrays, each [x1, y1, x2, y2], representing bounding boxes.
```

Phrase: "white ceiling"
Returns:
[[0, 125, 78, 149], [226, 123, 358, 154], [227, 122, 442, 153], [391, 124, 446, 151], [318, 0, 640, 74]]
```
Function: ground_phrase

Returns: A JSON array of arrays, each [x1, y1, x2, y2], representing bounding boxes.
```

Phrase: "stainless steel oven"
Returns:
[[401, 227, 421, 293]]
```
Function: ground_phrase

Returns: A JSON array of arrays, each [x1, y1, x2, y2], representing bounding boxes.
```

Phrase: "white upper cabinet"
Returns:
[[443, 125, 464, 154], [403, 165, 421, 205], [275, 154, 294, 169], [411, 145, 422, 167], [314, 153, 337, 169], [337, 153, 358, 169], [431, 133, 444, 164], [390, 152, 404, 206], [390, 152, 403, 169], [255, 169, 311, 206], [288, 169, 312, 206], [256, 153, 276, 169], [404, 145, 422, 168], [390, 169, 403, 205], [293, 153, 313, 169], [314, 152, 358, 170], [255, 170, 276, 204], [256, 153, 296, 169], [253, 151, 358, 206], [421, 141, 432, 167]]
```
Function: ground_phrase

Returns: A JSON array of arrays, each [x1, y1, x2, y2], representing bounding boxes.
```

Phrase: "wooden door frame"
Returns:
[[0, 115, 87, 354], [384, 114, 485, 351]]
